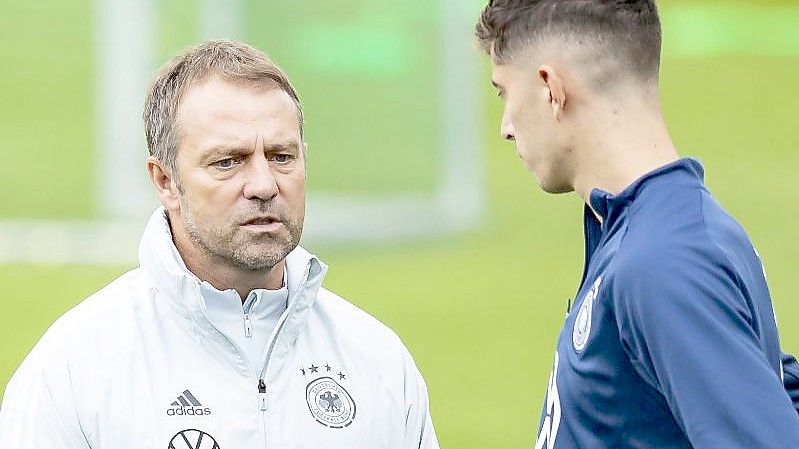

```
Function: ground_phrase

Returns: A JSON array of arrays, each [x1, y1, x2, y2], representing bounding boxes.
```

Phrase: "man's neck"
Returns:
[[571, 104, 679, 205], [170, 222, 285, 300], [192, 259, 285, 301]]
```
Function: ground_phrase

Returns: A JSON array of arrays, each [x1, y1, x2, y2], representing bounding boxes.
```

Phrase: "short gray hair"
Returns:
[[143, 39, 303, 175]]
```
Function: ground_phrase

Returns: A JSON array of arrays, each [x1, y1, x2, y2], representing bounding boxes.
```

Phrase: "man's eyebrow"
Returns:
[[200, 141, 301, 162], [266, 141, 301, 152], [491, 80, 501, 89], [202, 144, 249, 160]]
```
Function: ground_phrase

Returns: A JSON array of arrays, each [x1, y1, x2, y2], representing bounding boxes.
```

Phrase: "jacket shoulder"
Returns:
[[313, 288, 410, 355], [51, 268, 151, 337], [8, 268, 153, 380]]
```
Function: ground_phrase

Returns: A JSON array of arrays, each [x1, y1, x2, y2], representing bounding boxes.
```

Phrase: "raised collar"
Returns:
[[137, 207, 327, 339], [588, 158, 705, 226]]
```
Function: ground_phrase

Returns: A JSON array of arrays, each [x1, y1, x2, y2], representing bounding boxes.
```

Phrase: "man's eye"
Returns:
[[270, 154, 294, 165], [214, 157, 238, 169]]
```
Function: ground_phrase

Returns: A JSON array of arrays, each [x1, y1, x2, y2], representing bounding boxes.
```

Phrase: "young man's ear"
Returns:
[[146, 156, 181, 211], [539, 65, 566, 120]]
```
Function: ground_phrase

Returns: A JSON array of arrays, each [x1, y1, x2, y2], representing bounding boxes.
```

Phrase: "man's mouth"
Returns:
[[241, 215, 283, 231], [243, 216, 278, 225]]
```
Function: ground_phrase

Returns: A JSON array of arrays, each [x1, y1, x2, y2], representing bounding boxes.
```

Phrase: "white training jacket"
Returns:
[[0, 209, 439, 449]]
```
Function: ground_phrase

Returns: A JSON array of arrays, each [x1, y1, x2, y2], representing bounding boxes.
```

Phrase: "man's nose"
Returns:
[[501, 114, 515, 141], [242, 154, 279, 200]]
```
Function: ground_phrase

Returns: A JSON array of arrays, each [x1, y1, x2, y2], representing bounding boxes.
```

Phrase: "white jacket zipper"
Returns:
[[258, 379, 268, 411], [244, 314, 253, 338], [254, 262, 314, 446], [192, 260, 314, 447]]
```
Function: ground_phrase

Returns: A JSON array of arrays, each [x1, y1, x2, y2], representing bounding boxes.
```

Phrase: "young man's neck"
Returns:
[[571, 100, 679, 205]]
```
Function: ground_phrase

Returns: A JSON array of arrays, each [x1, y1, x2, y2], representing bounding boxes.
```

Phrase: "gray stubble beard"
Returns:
[[181, 197, 304, 271]]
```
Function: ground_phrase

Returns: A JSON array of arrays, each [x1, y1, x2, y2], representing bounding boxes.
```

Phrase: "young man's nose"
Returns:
[[501, 113, 515, 141]]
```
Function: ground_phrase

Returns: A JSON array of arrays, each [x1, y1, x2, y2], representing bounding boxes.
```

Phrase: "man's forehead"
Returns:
[[177, 90, 301, 157], [181, 82, 296, 124], [190, 121, 301, 148], [181, 79, 302, 142], [186, 73, 283, 98], [182, 77, 290, 108]]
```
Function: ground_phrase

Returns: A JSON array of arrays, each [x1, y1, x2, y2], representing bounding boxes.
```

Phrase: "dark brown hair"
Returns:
[[143, 39, 303, 175], [476, 0, 662, 79]]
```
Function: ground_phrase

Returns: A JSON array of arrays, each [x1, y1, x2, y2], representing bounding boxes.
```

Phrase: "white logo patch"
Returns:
[[572, 277, 602, 352], [306, 377, 356, 428], [301, 362, 356, 429]]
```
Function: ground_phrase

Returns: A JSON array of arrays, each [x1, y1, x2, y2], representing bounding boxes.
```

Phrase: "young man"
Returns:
[[0, 40, 438, 449], [475, 0, 799, 447]]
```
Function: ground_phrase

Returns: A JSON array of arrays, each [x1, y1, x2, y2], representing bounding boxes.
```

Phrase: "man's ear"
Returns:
[[146, 156, 181, 212], [538, 65, 566, 120]]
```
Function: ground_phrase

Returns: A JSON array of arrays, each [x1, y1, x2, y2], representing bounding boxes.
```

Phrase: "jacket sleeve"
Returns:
[[783, 351, 799, 414], [402, 349, 439, 449], [613, 255, 799, 448], [0, 336, 90, 448]]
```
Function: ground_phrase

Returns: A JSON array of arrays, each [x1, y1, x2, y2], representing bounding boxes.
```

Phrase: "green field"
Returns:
[[2, 1, 798, 448]]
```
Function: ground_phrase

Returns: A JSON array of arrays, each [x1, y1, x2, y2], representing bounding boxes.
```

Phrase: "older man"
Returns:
[[0, 40, 438, 449]]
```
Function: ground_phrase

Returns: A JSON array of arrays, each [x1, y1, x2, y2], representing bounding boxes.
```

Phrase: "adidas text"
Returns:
[[166, 406, 212, 416]]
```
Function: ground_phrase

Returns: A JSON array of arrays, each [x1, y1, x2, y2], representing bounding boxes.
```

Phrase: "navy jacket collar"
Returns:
[[588, 158, 705, 226], [578, 158, 705, 291]]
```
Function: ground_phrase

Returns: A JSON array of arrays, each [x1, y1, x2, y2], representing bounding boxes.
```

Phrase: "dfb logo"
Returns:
[[306, 377, 356, 428], [572, 276, 602, 352]]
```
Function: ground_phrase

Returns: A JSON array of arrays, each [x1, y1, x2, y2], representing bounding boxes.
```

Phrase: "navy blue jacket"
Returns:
[[785, 352, 799, 413], [534, 159, 799, 448]]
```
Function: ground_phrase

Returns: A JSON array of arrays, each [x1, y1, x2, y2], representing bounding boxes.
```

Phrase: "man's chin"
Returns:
[[534, 171, 574, 195], [231, 249, 287, 271], [538, 177, 574, 194], [237, 238, 300, 268]]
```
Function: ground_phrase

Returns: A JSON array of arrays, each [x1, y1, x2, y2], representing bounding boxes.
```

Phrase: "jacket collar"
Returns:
[[138, 207, 328, 366], [588, 157, 705, 227], [579, 158, 705, 287]]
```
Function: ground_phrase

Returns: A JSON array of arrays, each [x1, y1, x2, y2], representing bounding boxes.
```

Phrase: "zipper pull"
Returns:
[[244, 314, 253, 338], [258, 379, 268, 411]]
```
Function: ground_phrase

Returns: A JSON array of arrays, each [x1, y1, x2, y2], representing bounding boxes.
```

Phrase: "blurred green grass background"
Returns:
[[1, 1, 798, 448]]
